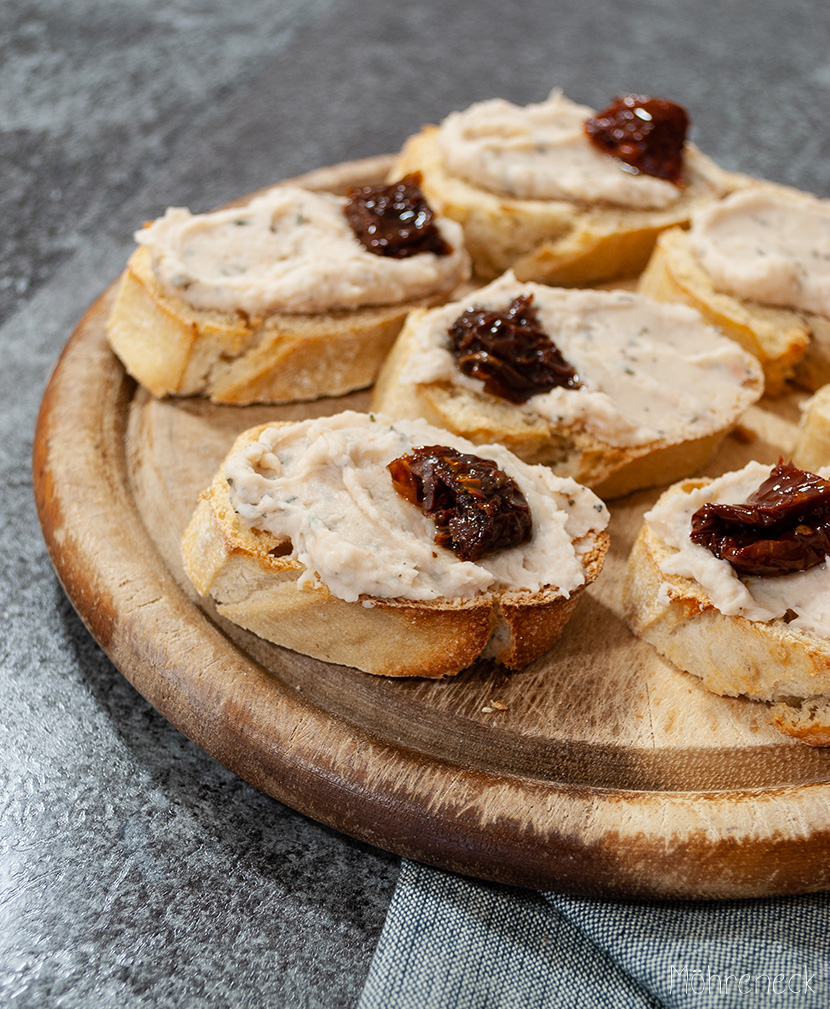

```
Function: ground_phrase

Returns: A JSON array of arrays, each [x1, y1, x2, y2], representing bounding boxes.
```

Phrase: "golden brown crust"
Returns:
[[623, 479, 830, 745], [390, 127, 745, 286], [637, 226, 815, 395], [181, 422, 609, 678], [769, 697, 830, 746], [371, 308, 761, 499], [105, 245, 454, 404], [492, 534, 607, 669]]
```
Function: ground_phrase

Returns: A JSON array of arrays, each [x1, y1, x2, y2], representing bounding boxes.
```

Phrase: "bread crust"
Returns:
[[792, 385, 830, 473], [181, 422, 609, 678], [768, 697, 830, 746], [371, 306, 762, 499], [390, 127, 743, 286], [623, 479, 830, 745], [637, 226, 827, 395], [106, 245, 454, 404]]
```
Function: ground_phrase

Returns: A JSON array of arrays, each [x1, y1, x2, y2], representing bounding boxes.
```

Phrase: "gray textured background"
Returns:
[[4, 1, 830, 1006]]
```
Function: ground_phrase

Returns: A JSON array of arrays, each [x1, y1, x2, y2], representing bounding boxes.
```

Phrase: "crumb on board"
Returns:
[[482, 700, 508, 713]]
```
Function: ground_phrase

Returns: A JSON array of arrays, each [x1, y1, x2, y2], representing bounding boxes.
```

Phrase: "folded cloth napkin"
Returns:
[[358, 860, 830, 1009]]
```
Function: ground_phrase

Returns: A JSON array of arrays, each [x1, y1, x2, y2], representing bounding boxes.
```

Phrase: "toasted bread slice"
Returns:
[[372, 278, 764, 499], [106, 245, 457, 404], [390, 126, 744, 286], [638, 226, 818, 395], [181, 413, 609, 678], [624, 476, 830, 745]]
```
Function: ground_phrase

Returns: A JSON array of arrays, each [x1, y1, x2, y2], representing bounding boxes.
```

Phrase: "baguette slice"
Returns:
[[372, 278, 764, 499], [624, 478, 830, 745], [181, 414, 609, 678], [638, 226, 821, 395], [106, 245, 456, 404], [390, 126, 745, 286]]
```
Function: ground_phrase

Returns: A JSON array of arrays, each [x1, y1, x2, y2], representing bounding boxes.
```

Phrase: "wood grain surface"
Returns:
[[33, 156, 830, 900]]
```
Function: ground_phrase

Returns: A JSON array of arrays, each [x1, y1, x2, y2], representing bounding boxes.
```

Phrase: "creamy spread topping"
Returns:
[[224, 411, 608, 604], [646, 461, 830, 636], [437, 89, 713, 209], [135, 185, 470, 316], [399, 273, 763, 448], [690, 187, 830, 319]]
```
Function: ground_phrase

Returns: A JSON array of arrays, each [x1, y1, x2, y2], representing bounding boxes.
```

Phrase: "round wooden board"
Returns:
[[33, 156, 830, 900]]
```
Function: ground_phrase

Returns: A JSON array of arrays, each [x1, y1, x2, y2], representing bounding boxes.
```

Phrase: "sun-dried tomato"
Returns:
[[584, 95, 689, 186], [388, 445, 532, 561], [343, 172, 452, 258], [447, 294, 581, 403], [690, 460, 830, 577]]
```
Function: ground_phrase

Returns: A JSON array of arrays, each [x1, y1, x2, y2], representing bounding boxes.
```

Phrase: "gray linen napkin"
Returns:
[[358, 860, 830, 1009]]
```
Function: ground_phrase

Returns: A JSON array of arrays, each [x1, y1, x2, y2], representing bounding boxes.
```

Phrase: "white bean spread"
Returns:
[[645, 461, 830, 636], [224, 411, 608, 604], [690, 187, 830, 319], [135, 186, 470, 317], [400, 273, 763, 448], [436, 89, 723, 209]]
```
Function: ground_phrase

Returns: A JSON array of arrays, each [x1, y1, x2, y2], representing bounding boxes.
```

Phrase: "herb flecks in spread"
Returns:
[[689, 188, 830, 319], [584, 96, 689, 186], [224, 412, 606, 603], [399, 274, 763, 449], [644, 460, 830, 634], [344, 173, 452, 259], [388, 445, 533, 561], [134, 185, 469, 316], [690, 460, 830, 577], [447, 293, 581, 403], [436, 89, 709, 209]]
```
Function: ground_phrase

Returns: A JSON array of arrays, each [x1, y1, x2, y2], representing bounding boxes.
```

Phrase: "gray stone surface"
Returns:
[[3, 0, 830, 1006]]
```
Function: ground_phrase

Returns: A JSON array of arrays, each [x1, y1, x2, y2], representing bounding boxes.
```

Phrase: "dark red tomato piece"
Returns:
[[388, 445, 532, 561], [584, 95, 689, 186], [690, 460, 830, 577], [343, 172, 452, 258], [447, 294, 581, 403]]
